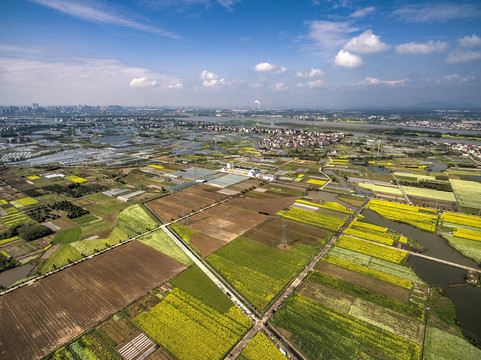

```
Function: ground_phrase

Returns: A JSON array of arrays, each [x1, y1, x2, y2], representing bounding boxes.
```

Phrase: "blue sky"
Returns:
[[1, 0, 481, 108]]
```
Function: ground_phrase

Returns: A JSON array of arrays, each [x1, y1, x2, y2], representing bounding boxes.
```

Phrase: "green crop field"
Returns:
[[54, 227, 82, 244], [171, 223, 197, 243], [40, 244, 82, 273], [238, 332, 286, 360], [450, 179, 481, 210], [424, 326, 481, 360], [309, 271, 424, 321], [327, 246, 426, 284], [271, 293, 421, 360], [443, 235, 481, 263], [359, 183, 403, 195], [134, 288, 251, 360], [138, 229, 193, 266], [207, 237, 314, 310], [171, 266, 232, 313], [118, 204, 158, 237], [402, 186, 456, 202]]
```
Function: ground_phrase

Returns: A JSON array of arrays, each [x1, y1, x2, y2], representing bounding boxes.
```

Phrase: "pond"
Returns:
[[362, 209, 481, 344], [0, 264, 34, 288]]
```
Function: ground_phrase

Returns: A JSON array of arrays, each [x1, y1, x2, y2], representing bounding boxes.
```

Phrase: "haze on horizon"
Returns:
[[1, 0, 481, 108]]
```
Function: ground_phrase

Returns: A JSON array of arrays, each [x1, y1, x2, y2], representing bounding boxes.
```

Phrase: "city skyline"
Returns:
[[1, 0, 481, 107]]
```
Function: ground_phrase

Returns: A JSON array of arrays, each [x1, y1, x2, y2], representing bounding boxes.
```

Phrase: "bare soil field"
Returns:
[[227, 179, 261, 192], [228, 196, 299, 215], [48, 218, 78, 232], [145, 185, 227, 222], [187, 204, 268, 249], [243, 217, 326, 249], [0, 241, 186, 360], [316, 262, 410, 303], [190, 232, 227, 257]]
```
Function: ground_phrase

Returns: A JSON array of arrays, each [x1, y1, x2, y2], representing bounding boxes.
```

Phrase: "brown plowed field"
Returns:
[[187, 204, 267, 244], [228, 196, 299, 215], [190, 232, 227, 257], [0, 241, 186, 360], [243, 217, 328, 249], [227, 179, 261, 191], [316, 262, 410, 303], [145, 185, 226, 222]]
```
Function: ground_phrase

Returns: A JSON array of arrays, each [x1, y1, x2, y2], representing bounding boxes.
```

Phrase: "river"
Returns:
[[362, 209, 481, 344]]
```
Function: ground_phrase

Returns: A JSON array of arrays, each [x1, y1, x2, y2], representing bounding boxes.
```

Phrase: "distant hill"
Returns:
[[409, 101, 481, 110]]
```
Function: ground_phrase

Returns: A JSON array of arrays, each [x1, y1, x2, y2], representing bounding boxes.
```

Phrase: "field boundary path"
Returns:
[[320, 155, 332, 190], [392, 174, 412, 205]]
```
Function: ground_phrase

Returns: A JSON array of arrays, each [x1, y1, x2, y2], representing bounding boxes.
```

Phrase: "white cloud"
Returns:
[[30, 0, 179, 39], [129, 77, 158, 88], [307, 80, 324, 88], [200, 70, 226, 87], [393, 3, 480, 23], [446, 50, 481, 65], [273, 83, 288, 91], [435, 74, 475, 84], [255, 62, 276, 72], [296, 68, 325, 78], [0, 57, 183, 104], [307, 20, 358, 56], [334, 50, 363, 68], [458, 34, 481, 48], [350, 6, 375, 18], [355, 77, 408, 86], [396, 40, 448, 55], [277, 66, 288, 74], [344, 30, 390, 54]]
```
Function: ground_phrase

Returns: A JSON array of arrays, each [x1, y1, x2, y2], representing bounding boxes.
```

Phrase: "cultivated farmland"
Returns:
[[0, 241, 187, 360], [145, 184, 226, 222], [181, 203, 268, 256]]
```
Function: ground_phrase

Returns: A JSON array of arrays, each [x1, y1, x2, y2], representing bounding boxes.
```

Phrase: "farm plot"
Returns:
[[207, 237, 314, 310], [145, 184, 226, 222], [336, 235, 407, 263], [280, 207, 346, 231], [228, 195, 299, 215], [243, 217, 330, 249], [171, 265, 234, 314], [367, 199, 438, 232], [138, 229, 193, 266], [449, 179, 481, 210], [271, 293, 421, 360], [401, 186, 456, 202], [0, 241, 187, 360], [327, 246, 425, 284], [238, 332, 286, 360], [309, 269, 423, 321], [133, 288, 251, 360], [424, 326, 481, 360], [443, 235, 481, 263], [182, 204, 268, 255], [315, 261, 412, 303], [298, 280, 424, 345]]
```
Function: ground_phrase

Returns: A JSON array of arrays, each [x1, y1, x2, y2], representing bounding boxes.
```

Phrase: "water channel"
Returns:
[[362, 210, 481, 344]]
